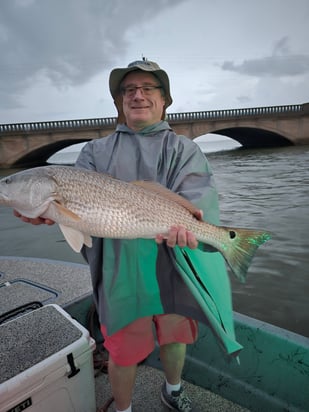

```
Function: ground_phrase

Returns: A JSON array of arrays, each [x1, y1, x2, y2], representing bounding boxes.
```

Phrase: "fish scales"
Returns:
[[0, 165, 272, 282], [52, 167, 203, 239]]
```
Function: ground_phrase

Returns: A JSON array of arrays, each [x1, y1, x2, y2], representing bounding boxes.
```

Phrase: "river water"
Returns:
[[0, 140, 308, 337]]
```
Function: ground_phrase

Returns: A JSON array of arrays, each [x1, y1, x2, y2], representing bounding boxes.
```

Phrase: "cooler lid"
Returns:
[[0, 305, 83, 383]]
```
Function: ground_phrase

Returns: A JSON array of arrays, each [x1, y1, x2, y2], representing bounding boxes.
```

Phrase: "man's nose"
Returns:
[[132, 87, 145, 97]]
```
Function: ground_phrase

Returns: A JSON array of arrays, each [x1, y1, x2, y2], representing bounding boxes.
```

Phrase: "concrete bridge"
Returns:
[[0, 103, 308, 168]]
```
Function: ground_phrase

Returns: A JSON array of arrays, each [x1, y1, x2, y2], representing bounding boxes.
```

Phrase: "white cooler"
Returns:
[[0, 304, 96, 412]]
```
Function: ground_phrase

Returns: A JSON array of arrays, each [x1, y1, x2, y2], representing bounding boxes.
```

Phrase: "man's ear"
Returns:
[[161, 105, 167, 120], [114, 94, 125, 123]]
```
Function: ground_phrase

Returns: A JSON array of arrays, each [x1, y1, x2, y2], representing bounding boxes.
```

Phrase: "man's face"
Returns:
[[121, 71, 166, 131]]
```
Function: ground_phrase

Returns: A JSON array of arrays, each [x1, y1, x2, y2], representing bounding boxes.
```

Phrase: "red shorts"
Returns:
[[100, 314, 198, 366]]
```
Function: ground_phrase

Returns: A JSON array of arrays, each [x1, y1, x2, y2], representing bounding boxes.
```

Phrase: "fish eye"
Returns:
[[4, 177, 11, 184]]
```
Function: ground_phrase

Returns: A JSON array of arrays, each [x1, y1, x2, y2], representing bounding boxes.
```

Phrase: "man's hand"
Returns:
[[156, 225, 199, 249], [13, 210, 55, 226], [155, 209, 202, 250]]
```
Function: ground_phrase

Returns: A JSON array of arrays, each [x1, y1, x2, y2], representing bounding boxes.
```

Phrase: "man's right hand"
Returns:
[[13, 210, 55, 226]]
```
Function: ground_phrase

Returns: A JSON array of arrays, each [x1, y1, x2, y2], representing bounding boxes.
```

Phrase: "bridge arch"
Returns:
[[205, 127, 292, 148], [12, 139, 92, 167]]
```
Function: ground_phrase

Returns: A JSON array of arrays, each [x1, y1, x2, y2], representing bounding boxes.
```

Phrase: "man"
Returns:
[[15, 60, 240, 412]]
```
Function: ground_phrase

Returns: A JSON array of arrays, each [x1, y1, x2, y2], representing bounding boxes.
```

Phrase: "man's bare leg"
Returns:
[[160, 342, 186, 384], [108, 356, 137, 411]]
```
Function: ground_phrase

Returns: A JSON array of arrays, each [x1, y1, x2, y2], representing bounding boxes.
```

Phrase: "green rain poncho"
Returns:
[[76, 121, 243, 356]]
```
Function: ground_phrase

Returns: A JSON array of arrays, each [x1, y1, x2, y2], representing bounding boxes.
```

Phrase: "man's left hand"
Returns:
[[155, 225, 198, 249]]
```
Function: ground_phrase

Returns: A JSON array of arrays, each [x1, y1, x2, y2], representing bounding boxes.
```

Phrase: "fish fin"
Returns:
[[58, 224, 92, 253], [131, 180, 202, 220], [51, 200, 81, 221], [220, 227, 272, 282]]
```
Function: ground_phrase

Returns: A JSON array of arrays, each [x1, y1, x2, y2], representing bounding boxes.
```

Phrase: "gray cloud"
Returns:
[[0, 0, 185, 106], [221, 36, 309, 77], [221, 54, 309, 77]]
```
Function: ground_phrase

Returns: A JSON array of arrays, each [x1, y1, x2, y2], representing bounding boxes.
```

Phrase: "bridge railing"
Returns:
[[167, 104, 303, 121], [0, 116, 117, 133], [0, 103, 304, 134]]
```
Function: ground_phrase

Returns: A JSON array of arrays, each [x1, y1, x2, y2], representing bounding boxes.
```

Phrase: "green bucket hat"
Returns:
[[109, 59, 173, 123]]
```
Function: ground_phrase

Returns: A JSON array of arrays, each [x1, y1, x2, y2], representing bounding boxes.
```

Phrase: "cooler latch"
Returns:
[[67, 352, 80, 378]]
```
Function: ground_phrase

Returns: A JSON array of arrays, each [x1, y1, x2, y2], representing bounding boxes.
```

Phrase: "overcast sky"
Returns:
[[1, 0, 308, 125]]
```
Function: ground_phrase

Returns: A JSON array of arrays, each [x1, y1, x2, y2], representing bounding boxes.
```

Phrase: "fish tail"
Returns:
[[220, 227, 272, 282]]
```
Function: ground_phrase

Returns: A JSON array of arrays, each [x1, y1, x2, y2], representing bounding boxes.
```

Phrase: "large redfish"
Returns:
[[0, 166, 271, 282]]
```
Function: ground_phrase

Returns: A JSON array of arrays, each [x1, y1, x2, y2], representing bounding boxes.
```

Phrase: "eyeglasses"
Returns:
[[121, 85, 162, 97]]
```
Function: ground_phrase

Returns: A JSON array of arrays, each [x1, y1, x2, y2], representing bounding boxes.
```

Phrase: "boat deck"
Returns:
[[94, 364, 249, 411], [0, 256, 249, 411]]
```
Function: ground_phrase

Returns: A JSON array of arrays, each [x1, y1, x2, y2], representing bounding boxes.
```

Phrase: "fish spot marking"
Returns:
[[229, 230, 237, 239]]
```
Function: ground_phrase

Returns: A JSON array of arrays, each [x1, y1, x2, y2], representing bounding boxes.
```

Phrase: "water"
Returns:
[[0, 141, 308, 337]]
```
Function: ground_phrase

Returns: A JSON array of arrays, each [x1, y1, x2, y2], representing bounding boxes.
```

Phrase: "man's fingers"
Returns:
[[175, 226, 187, 248], [186, 231, 198, 249], [157, 225, 198, 249], [13, 210, 21, 218], [195, 209, 203, 220], [155, 234, 165, 244], [13, 210, 55, 226], [166, 225, 179, 248]]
